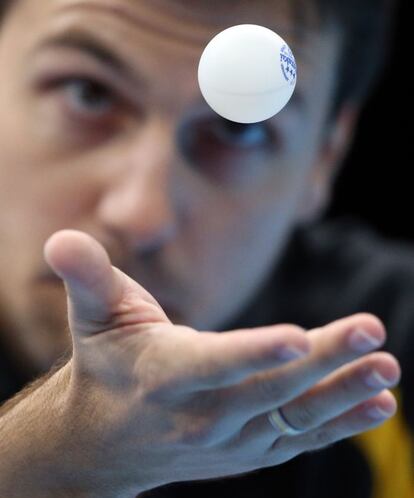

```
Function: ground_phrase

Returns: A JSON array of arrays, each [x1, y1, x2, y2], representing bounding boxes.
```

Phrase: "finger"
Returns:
[[44, 230, 170, 337], [224, 390, 397, 458], [192, 353, 401, 450], [228, 313, 386, 418], [173, 325, 311, 394], [270, 389, 398, 458], [274, 351, 400, 432]]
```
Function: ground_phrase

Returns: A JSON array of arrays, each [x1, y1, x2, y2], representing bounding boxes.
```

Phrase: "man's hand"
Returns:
[[1, 229, 401, 497]]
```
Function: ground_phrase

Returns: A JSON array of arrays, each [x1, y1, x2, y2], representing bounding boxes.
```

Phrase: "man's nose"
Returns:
[[96, 117, 180, 251]]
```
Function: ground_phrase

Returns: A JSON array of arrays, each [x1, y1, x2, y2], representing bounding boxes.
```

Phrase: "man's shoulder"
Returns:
[[275, 215, 414, 329], [289, 215, 414, 285], [225, 214, 414, 339]]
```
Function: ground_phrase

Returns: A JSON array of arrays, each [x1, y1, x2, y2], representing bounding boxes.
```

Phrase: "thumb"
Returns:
[[43, 229, 170, 337]]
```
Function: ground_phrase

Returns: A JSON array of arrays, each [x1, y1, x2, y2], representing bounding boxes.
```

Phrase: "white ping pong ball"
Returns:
[[198, 24, 297, 124]]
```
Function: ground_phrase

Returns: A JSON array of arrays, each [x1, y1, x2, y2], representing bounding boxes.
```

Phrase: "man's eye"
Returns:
[[177, 114, 279, 187], [61, 78, 115, 115], [213, 118, 271, 148], [177, 114, 276, 162]]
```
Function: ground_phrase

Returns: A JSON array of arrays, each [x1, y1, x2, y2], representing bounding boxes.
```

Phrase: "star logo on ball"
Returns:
[[280, 44, 297, 85]]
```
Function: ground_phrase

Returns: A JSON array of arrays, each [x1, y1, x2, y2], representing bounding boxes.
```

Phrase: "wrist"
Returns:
[[0, 363, 139, 497]]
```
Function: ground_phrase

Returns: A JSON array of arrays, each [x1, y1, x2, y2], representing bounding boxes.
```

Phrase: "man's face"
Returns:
[[0, 0, 341, 375]]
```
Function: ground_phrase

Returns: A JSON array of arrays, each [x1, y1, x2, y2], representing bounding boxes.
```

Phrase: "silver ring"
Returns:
[[268, 408, 305, 436]]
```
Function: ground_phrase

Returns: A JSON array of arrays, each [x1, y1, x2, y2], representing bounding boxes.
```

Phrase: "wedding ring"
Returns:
[[268, 408, 305, 436]]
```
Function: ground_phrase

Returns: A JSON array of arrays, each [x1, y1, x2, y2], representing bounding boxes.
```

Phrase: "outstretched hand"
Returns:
[[43, 230, 400, 496]]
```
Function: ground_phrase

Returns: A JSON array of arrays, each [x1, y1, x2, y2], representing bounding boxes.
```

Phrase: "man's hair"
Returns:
[[0, 0, 397, 117], [309, 0, 397, 118]]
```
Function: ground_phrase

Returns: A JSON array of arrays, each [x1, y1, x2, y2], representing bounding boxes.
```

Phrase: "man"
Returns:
[[0, 0, 411, 497]]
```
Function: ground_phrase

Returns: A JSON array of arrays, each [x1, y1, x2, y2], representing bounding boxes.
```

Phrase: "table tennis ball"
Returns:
[[198, 24, 297, 124]]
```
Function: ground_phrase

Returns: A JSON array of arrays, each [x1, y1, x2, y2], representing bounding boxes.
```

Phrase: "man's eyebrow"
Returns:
[[32, 30, 147, 88]]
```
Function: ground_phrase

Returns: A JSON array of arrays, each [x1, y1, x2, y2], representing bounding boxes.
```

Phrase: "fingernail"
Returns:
[[365, 369, 396, 389], [277, 345, 309, 361], [366, 405, 395, 420], [349, 328, 383, 353]]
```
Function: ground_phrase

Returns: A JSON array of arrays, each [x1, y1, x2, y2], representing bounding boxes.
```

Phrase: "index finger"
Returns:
[[167, 324, 311, 396]]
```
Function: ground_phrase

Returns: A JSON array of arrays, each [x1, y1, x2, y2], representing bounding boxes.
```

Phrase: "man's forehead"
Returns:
[[55, 0, 289, 16], [43, 0, 325, 59], [7, 0, 335, 79], [51, 0, 311, 35]]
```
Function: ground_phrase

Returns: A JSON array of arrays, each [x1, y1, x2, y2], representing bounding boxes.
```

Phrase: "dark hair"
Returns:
[[310, 0, 397, 118], [0, 0, 10, 18], [0, 0, 397, 117]]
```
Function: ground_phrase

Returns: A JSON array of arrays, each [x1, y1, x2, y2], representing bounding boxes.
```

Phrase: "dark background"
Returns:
[[326, 0, 410, 241]]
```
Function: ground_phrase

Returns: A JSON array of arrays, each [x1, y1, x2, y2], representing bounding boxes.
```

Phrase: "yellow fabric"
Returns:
[[351, 388, 414, 498]]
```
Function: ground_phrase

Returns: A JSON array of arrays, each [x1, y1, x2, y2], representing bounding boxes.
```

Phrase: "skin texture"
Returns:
[[0, 0, 358, 381]]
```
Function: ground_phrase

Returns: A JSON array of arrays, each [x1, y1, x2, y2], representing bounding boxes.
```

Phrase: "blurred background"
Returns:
[[326, 0, 411, 241]]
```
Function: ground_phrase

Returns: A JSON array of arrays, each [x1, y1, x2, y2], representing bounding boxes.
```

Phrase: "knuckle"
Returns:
[[289, 404, 315, 429], [138, 352, 192, 402], [314, 347, 337, 371], [275, 323, 306, 335], [311, 428, 336, 450], [267, 436, 301, 464], [338, 373, 357, 396], [257, 378, 284, 403], [139, 374, 173, 402], [139, 369, 184, 403], [180, 419, 216, 448]]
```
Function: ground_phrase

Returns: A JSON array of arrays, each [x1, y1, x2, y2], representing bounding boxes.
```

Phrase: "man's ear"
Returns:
[[297, 103, 361, 223]]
